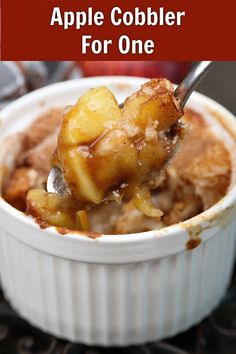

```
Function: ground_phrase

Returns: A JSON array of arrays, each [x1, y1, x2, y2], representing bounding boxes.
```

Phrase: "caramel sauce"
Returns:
[[186, 238, 201, 250]]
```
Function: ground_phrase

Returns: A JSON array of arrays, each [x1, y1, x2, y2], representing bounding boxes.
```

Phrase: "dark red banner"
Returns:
[[1, 0, 236, 60]]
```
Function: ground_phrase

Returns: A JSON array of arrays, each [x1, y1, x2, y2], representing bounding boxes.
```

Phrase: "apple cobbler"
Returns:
[[3, 79, 231, 234]]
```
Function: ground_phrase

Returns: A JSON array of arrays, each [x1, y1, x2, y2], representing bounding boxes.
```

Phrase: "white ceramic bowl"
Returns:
[[0, 77, 236, 346]]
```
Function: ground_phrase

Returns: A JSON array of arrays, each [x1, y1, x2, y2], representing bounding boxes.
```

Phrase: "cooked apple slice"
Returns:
[[56, 87, 123, 203], [122, 78, 182, 131], [26, 189, 84, 230], [59, 87, 122, 145]]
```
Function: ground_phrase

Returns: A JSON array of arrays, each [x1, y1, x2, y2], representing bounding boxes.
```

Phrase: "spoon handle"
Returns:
[[175, 61, 213, 109]]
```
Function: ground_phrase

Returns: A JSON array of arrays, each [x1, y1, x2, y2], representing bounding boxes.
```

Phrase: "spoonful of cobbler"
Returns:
[[27, 62, 212, 231]]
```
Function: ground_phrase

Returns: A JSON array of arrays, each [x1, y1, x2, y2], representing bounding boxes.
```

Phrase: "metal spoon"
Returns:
[[47, 61, 213, 195], [174, 60, 212, 109]]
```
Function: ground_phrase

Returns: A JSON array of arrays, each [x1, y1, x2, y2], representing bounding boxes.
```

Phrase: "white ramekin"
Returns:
[[0, 77, 236, 346]]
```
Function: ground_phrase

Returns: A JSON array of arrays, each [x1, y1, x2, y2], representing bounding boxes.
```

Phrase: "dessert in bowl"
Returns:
[[0, 76, 236, 345]]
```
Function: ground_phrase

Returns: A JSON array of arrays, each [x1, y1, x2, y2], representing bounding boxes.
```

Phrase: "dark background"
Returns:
[[1, 61, 235, 116], [197, 61, 236, 115]]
